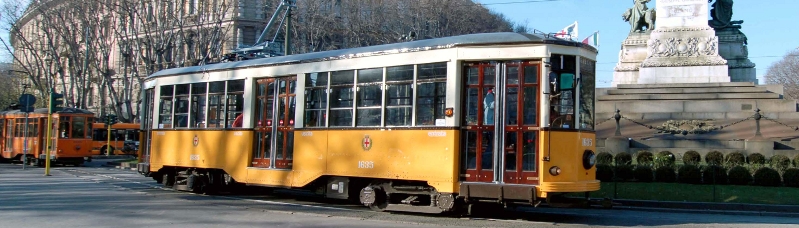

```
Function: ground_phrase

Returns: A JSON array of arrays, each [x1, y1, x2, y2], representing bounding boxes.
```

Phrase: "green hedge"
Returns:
[[683, 151, 701, 166]]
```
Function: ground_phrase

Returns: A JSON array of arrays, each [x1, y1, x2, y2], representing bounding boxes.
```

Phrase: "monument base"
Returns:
[[638, 65, 730, 84], [612, 71, 639, 87]]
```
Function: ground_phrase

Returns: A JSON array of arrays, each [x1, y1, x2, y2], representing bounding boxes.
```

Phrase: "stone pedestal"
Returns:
[[637, 0, 730, 84], [745, 139, 774, 156], [716, 28, 757, 83], [605, 137, 630, 154], [613, 33, 650, 87]]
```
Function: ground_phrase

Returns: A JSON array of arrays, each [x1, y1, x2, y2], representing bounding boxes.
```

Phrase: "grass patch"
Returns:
[[591, 182, 799, 205]]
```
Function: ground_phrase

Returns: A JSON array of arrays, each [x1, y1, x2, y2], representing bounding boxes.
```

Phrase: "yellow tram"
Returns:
[[138, 32, 599, 213]]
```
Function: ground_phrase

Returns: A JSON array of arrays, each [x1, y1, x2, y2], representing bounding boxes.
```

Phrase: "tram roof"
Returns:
[[149, 32, 595, 78], [0, 107, 94, 115]]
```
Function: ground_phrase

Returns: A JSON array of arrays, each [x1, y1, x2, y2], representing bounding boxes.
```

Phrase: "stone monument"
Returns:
[[709, 0, 757, 83], [613, 0, 656, 86], [612, 0, 756, 86]]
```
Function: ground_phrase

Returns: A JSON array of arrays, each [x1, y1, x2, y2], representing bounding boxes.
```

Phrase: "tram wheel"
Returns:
[[163, 173, 174, 188], [361, 185, 388, 212]]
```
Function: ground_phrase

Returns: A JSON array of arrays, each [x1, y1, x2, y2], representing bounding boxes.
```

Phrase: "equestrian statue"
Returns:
[[622, 0, 656, 33]]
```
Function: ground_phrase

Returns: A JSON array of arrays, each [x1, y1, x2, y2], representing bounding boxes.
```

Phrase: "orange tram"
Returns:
[[91, 122, 140, 156], [138, 32, 600, 214], [0, 108, 95, 166]]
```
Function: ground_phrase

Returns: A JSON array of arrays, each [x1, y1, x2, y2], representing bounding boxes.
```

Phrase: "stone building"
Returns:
[[10, 0, 282, 118]]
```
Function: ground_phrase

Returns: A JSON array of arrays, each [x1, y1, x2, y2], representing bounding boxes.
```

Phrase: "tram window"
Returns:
[[59, 117, 70, 138], [72, 117, 87, 138], [226, 80, 245, 128], [159, 85, 174, 128], [174, 86, 190, 128], [207, 81, 226, 128], [416, 62, 447, 126], [329, 70, 354, 127], [305, 72, 328, 128], [277, 79, 296, 126], [356, 68, 382, 127], [5, 120, 12, 150], [385, 65, 413, 126], [191, 83, 207, 128], [15, 121, 24, 137], [580, 58, 596, 130]]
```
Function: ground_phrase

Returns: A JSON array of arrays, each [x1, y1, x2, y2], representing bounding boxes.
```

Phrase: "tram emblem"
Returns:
[[193, 135, 199, 147], [362, 135, 372, 151]]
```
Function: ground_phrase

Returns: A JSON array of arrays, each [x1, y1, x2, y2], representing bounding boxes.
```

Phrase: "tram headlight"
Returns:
[[583, 150, 596, 169], [549, 166, 562, 176]]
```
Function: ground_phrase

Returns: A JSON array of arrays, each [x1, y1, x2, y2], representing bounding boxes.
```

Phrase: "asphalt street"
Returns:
[[1, 161, 797, 228]]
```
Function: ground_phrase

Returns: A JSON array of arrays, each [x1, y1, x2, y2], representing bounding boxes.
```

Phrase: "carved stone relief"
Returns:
[[648, 37, 719, 58]]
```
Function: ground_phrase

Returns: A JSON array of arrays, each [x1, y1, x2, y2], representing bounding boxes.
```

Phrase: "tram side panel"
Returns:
[[538, 130, 598, 198], [148, 130, 253, 183], [320, 129, 460, 193]]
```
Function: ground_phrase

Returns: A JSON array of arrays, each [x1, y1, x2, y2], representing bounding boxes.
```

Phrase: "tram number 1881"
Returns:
[[358, 161, 374, 169]]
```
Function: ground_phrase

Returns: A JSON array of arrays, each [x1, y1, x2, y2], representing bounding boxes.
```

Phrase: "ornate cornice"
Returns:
[[641, 59, 728, 67], [654, 27, 714, 33]]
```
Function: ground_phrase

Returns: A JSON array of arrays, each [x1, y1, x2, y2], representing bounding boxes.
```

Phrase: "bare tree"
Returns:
[[764, 49, 799, 100]]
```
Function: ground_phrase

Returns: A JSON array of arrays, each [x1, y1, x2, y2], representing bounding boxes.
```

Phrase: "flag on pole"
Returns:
[[554, 21, 578, 40], [582, 31, 599, 47]]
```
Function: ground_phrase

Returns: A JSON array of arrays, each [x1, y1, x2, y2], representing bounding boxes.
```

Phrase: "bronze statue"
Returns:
[[709, 0, 739, 29], [623, 0, 656, 33]]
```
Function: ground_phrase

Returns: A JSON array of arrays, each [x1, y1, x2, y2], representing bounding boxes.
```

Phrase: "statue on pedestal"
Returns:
[[709, 0, 742, 29], [622, 0, 656, 34]]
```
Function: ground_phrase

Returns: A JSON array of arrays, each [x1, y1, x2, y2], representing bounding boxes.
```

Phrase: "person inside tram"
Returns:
[[482, 88, 495, 170], [232, 113, 243, 128]]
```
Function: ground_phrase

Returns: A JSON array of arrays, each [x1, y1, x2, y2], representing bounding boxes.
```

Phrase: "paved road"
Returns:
[[1, 162, 797, 228]]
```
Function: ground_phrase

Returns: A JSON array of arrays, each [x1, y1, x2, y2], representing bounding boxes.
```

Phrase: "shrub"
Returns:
[[683, 151, 701, 165], [724, 152, 746, 166], [783, 168, 799, 187], [705, 151, 724, 166], [678, 165, 702, 185], [654, 151, 676, 168], [596, 152, 613, 165], [727, 166, 752, 185], [753, 167, 782, 187], [635, 151, 654, 165], [702, 165, 728, 184], [769, 155, 791, 172], [655, 166, 677, 183], [793, 154, 799, 168], [613, 165, 633, 181], [596, 164, 614, 182], [614, 153, 632, 166], [748, 153, 766, 165], [633, 165, 653, 182]]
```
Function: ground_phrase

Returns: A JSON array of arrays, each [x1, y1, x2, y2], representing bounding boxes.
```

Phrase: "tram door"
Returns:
[[462, 61, 539, 185], [502, 62, 539, 185], [253, 77, 296, 169], [462, 62, 497, 182]]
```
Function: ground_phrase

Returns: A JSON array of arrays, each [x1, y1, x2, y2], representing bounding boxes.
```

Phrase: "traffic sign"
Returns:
[[19, 94, 36, 106]]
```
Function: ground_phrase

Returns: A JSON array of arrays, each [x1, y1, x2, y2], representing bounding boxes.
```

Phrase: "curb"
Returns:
[[611, 199, 799, 217]]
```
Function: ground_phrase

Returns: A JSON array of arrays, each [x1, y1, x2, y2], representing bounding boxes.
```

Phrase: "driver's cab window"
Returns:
[[549, 55, 576, 129]]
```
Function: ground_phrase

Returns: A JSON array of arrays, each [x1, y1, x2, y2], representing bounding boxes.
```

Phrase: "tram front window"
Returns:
[[549, 72, 575, 129]]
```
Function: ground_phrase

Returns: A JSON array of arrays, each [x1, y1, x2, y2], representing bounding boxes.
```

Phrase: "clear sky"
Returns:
[[474, 0, 799, 88]]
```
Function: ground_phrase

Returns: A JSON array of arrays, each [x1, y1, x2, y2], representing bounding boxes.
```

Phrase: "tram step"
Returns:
[[384, 204, 445, 214]]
